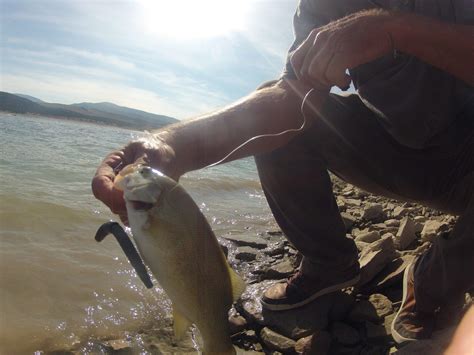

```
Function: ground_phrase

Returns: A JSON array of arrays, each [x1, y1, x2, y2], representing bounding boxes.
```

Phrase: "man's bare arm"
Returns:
[[92, 79, 324, 218], [155, 78, 318, 177]]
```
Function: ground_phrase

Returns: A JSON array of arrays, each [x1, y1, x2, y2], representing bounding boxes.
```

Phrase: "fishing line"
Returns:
[[205, 87, 316, 168]]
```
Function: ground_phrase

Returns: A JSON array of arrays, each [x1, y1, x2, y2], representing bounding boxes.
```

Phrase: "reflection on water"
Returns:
[[0, 114, 276, 354]]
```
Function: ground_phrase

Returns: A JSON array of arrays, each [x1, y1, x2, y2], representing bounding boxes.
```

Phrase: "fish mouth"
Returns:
[[129, 200, 154, 211]]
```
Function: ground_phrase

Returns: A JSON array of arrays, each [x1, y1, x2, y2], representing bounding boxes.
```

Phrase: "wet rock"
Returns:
[[264, 244, 286, 257], [362, 203, 385, 222], [241, 299, 265, 324], [267, 230, 284, 236], [420, 220, 449, 243], [331, 322, 360, 346], [260, 327, 296, 353], [105, 340, 133, 354], [225, 235, 269, 249], [236, 247, 258, 261], [263, 259, 294, 280], [358, 236, 398, 286], [394, 217, 416, 250], [355, 231, 381, 243], [229, 314, 248, 334]]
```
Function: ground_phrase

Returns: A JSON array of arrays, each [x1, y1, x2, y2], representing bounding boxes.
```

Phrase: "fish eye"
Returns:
[[140, 166, 152, 176]]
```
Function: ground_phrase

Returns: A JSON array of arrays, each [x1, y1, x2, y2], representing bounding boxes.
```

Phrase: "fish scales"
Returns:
[[116, 165, 245, 354]]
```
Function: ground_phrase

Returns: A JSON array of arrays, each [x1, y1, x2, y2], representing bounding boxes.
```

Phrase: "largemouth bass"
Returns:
[[114, 164, 245, 354]]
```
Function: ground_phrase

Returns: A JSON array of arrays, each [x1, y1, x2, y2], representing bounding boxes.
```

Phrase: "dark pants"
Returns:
[[255, 93, 474, 312]]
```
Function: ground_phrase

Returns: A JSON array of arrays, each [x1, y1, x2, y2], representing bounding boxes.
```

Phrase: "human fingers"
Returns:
[[300, 30, 335, 87], [290, 28, 319, 80], [323, 50, 352, 90], [92, 151, 124, 206]]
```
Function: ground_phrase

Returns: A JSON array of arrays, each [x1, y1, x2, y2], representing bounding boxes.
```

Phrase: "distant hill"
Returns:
[[0, 92, 178, 130]]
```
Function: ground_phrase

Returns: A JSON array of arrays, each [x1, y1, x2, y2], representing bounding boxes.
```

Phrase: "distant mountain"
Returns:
[[15, 93, 45, 103], [0, 92, 178, 130]]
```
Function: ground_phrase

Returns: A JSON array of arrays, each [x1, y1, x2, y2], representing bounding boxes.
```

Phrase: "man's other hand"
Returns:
[[290, 9, 396, 89]]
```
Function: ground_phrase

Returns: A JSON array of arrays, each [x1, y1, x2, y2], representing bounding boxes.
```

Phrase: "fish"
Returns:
[[113, 164, 246, 355]]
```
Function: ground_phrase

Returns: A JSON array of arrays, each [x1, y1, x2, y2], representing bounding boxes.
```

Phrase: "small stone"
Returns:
[[420, 220, 449, 242], [370, 223, 390, 231], [235, 246, 258, 261], [355, 241, 370, 252], [394, 217, 416, 250], [343, 197, 363, 207], [362, 203, 385, 222], [369, 294, 393, 319], [260, 327, 296, 353], [241, 299, 264, 324], [384, 219, 400, 227], [263, 259, 294, 280], [341, 212, 357, 231], [393, 206, 409, 218], [358, 236, 398, 286], [331, 322, 360, 346], [264, 244, 285, 257], [224, 235, 268, 249], [355, 231, 381, 243], [361, 255, 414, 291], [105, 340, 133, 354], [294, 335, 313, 354], [414, 215, 427, 223]]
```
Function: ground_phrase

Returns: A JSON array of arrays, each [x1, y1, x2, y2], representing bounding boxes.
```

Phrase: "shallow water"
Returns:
[[0, 113, 276, 354]]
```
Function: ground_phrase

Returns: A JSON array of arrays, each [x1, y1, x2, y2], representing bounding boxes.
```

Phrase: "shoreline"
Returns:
[[41, 176, 471, 355]]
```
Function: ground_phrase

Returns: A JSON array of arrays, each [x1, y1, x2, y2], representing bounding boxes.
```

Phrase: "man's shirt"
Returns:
[[283, 0, 473, 149]]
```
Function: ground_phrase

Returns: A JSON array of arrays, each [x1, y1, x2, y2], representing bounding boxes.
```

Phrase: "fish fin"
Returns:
[[173, 307, 192, 341], [227, 265, 246, 302]]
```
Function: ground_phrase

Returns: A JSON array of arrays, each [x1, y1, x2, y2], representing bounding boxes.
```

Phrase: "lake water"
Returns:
[[0, 113, 277, 354]]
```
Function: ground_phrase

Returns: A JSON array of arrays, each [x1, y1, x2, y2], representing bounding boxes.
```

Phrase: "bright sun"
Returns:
[[139, 0, 251, 39]]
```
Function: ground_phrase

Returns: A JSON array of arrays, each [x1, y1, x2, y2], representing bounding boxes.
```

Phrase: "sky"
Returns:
[[1, 0, 298, 119]]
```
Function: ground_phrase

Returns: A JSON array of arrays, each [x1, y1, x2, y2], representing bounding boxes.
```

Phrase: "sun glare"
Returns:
[[139, 0, 251, 39]]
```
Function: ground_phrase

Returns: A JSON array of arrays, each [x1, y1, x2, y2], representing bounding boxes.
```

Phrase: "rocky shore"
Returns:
[[49, 177, 471, 355]]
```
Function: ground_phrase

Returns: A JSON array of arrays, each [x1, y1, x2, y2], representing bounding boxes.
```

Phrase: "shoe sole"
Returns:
[[391, 260, 418, 344], [261, 274, 360, 311]]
